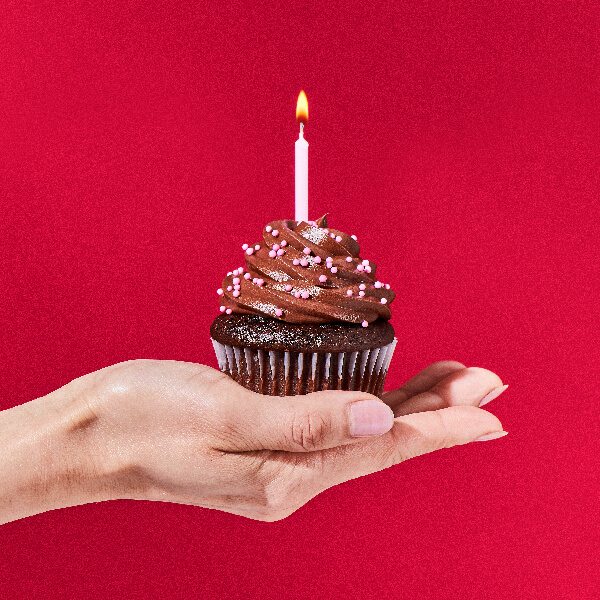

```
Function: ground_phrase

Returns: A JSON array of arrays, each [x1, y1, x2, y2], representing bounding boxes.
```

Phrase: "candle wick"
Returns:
[[300, 122, 304, 134]]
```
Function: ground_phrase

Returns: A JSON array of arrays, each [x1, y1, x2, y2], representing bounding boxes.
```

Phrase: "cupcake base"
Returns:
[[211, 338, 397, 397]]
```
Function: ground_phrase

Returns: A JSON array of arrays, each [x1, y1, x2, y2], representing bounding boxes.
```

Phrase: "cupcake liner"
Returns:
[[211, 337, 397, 398]]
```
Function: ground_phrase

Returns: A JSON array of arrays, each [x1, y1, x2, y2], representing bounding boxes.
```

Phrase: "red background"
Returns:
[[1, 1, 599, 598]]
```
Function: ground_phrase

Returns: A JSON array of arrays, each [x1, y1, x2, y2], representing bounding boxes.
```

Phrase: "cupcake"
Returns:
[[210, 215, 397, 397]]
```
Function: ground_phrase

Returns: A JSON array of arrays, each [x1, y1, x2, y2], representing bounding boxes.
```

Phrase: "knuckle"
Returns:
[[288, 410, 331, 452]]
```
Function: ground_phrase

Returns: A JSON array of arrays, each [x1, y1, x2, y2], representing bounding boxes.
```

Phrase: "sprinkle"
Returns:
[[227, 286, 232, 291], [362, 260, 369, 266], [385, 284, 390, 289], [269, 250, 276, 258], [227, 272, 232, 276], [330, 233, 335, 238], [217, 288, 223, 295], [244, 273, 251, 279], [234, 284, 240, 290], [238, 267, 244, 272], [323, 229, 329, 233], [252, 278, 258, 284], [294, 291, 301, 298], [351, 235, 357, 241], [347, 290, 353, 296], [374, 281, 382, 288], [293, 258, 300, 266], [285, 284, 293, 291], [357, 265, 364, 272], [281, 240, 287, 247], [226, 309, 232, 314], [381, 298, 387, 304], [256, 279, 264, 286], [359, 291, 365, 297], [246, 248, 254, 255], [233, 290, 240, 297], [335, 235, 342, 242], [365, 266, 372, 273], [272, 230, 279, 237], [359, 284, 366, 290], [362, 320, 368, 327], [303, 247, 311, 255], [242, 243, 248, 250], [300, 258, 309, 267], [301, 291, 310, 299], [319, 275, 327, 283], [273, 244, 280, 251], [277, 249, 285, 256], [314, 256, 322, 264], [254, 244, 260, 251], [233, 277, 240, 285], [265, 225, 272, 232], [220, 306, 226, 312], [330, 267, 338, 273], [346, 257, 352, 263], [309, 220, 317, 226], [274, 308, 283, 317]]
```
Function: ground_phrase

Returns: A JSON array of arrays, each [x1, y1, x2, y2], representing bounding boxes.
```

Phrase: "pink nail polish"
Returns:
[[479, 384, 509, 407], [474, 431, 508, 442]]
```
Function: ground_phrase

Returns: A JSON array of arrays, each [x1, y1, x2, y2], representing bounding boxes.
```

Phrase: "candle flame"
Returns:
[[296, 91, 308, 124]]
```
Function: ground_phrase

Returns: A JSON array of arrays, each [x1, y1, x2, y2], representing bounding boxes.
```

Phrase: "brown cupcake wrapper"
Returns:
[[211, 338, 397, 398]]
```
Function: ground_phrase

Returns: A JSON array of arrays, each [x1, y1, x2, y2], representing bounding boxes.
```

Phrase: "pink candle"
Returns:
[[295, 91, 309, 222]]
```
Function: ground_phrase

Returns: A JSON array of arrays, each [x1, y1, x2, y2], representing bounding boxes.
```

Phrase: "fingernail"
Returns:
[[474, 431, 508, 442], [349, 400, 394, 437], [479, 384, 509, 407]]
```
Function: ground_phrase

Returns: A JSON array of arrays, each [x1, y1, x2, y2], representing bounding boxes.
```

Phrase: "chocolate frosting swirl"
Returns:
[[218, 215, 395, 325]]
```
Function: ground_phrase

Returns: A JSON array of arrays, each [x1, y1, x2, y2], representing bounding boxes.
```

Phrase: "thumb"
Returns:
[[214, 387, 395, 453]]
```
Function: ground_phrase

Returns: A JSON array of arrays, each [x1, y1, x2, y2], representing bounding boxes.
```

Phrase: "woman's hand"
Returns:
[[0, 360, 506, 524]]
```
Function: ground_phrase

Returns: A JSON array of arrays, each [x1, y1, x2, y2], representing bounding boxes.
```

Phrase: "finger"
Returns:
[[391, 367, 504, 417], [382, 361, 466, 412], [211, 382, 395, 453], [310, 405, 506, 489]]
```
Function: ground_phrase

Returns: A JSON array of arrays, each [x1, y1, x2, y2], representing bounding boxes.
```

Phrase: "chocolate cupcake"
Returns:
[[210, 215, 397, 397]]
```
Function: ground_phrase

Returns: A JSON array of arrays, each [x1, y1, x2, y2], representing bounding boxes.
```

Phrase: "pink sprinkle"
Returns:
[[385, 284, 390, 289], [357, 265, 364, 272], [217, 288, 223, 295], [256, 279, 264, 286], [335, 235, 342, 242], [359, 291, 365, 297], [220, 305, 226, 312], [272, 230, 279, 237], [351, 235, 357, 241], [233, 277, 240, 285], [293, 258, 300, 266], [365, 266, 372, 273], [281, 240, 287, 247], [303, 247, 311, 255], [285, 284, 293, 291], [233, 284, 240, 290], [246, 248, 254, 255], [227, 286, 232, 291], [346, 257, 352, 263], [362, 320, 368, 328], [273, 244, 280, 251], [299, 258, 308, 266], [301, 291, 310, 299], [330, 267, 338, 273], [226, 308, 232, 314], [265, 225, 272, 233], [233, 290, 240, 298], [242, 243, 248, 250], [319, 275, 327, 283], [359, 284, 366, 290], [294, 291, 301, 298], [330, 233, 335, 238], [254, 244, 260, 251], [277, 249, 285, 256], [269, 250, 276, 258], [238, 267, 244, 272], [381, 298, 387, 304], [244, 273, 251, 279], [362, 259, 369, 266], [274, 308, 283, 317], [374, 281, 382, 288], [314, 256, 322, 263], [347, 290, 353, 296]]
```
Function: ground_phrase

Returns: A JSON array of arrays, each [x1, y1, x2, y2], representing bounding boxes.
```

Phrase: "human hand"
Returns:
[[76, 359, 506, 521]]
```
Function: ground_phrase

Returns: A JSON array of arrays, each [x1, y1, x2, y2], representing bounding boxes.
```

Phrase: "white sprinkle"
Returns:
[[381, 298, 387, 304], [277, 249, 285, 256], [347, 290, 353, 296], [254, 244, 260, 251], [246, 248, 254, 255], [362, 259, 369, 266], [385, 284, 390, 289], [365, 266, 372, 273], [359, 284, 366, 290], [330, 267, 338, 273], [227, 271, 232, 276], [227, 286, 232, 291], [244, 273, 251, 279], [359, 291, 365, 297], [281, 240, 288, 247], [217, 288, 223, 295], [314, 256, 322, 263], [357, 265, 364, 272], [303, 247, 311, 255], [242, 243, 248, 250], [319, 275, 327, 283], [233, 277, 240, 285], [226, 309, 232, 314], [269, 250, 276, 258], [335, 235, 342, 242], [265, 225, 272, 232], [233, 290, 240, 297], [272, 230, 279, 237], [300, 258, 308, 267], [273, 244, 280, 251], [374, 281, 382, 288], [346, 257, 352, 263], [351, 235, 357, 241], [362, 320, 368, 327], [219, 306, 226, 312], [293, 258, 300, 266]]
